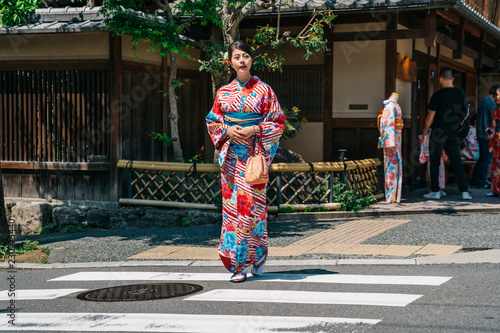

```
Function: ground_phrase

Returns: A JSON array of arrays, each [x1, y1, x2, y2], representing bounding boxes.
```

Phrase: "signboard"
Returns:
[[396, 54, 417, 82]]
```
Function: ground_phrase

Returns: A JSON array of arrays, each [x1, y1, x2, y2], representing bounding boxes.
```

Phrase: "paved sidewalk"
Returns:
[[273, 186, 500, 222], [3, 185, 499, 268]]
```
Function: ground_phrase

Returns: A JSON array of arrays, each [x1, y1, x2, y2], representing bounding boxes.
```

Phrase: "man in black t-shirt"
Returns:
[[422, 67, 472, 200]]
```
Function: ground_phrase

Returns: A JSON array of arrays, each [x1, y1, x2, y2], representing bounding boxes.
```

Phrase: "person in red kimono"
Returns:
[[206, 40, 286, 282], [486, 92, 500, 197]]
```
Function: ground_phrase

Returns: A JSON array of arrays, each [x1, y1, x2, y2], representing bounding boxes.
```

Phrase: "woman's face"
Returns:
[[230, 48, 252, 75], [494, 89, 500, 104]]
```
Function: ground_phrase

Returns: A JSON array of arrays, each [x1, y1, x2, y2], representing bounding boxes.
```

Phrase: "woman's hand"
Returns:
[[226, 126, 255, 140]]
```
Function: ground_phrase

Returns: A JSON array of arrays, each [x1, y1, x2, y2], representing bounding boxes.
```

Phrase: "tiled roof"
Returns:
[[258, 0, 500, 39], [0, 6, 106, 34], [1, 1, 498, 39]]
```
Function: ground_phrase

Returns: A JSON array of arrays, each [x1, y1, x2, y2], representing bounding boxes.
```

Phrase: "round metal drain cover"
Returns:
[[77, 283, 203, 302]]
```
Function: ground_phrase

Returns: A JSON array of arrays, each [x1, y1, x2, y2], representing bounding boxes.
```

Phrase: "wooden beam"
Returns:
[[437, 10, 461, 25], [323, 42, 333, 162], [464, 20, 482, 38], [425, 10, 437, 48], [474, 33, 485, 68], [436, 33, 458, 52], [0, 161, 110, 171], [452, 18, 465, 59], [485, 33, 497, 48], [0, 60, 110, 71], [329, 28, 424, 42]]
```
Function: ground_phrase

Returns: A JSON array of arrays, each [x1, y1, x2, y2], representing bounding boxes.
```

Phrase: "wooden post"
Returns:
[[109, 34, 123, 201], [323, 42, 334, 161], [385, 14, 397, 99], [425, 10, 437, 48], [276, 173, 282, 208], [452, 18, 465, 59]]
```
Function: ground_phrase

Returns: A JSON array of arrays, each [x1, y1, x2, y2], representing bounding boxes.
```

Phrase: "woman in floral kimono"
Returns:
[[486, 103, 500, 196], [378, 92, 403, 203], [206, 40, 286, 282]]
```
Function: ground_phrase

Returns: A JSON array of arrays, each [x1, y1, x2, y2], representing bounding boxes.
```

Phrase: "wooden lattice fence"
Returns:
[[118, 159, 383, 211]]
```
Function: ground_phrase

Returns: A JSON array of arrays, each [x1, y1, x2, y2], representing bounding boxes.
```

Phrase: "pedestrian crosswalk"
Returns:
[[49, 271, 451, 285], [0, 270, 452, 332], [0, 312, 381, 332]]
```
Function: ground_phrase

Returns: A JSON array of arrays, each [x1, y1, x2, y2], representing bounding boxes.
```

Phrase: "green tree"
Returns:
[[99, 0, 219, 162], [199, 0, 336, 93]]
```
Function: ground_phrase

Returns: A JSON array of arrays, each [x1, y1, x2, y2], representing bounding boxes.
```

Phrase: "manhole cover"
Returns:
[[77, 283, 203, 302]]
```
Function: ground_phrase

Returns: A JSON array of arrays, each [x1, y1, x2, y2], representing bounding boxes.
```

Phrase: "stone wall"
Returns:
[[5, 199, 222, 235]]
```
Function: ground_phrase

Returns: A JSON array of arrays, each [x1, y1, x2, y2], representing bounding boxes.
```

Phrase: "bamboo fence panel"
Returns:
[[118, 159, 382, 209]]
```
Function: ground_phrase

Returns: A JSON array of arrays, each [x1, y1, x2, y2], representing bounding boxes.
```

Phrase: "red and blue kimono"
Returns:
[[378, 99, 403, 203], [206, 76, 286, 273], [488, 106, 500, 195]]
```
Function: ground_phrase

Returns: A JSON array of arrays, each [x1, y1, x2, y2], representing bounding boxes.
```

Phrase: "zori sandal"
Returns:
[[230, 268, 247, 283], [251, 254, 267, 277]]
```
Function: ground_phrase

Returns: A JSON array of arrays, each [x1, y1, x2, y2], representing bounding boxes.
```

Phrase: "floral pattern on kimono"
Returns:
[[206, 76, 285, 273], [488, 106, 500, 194], [419, 131, 448, 190], [378, 99, 403, 203], [461, 126, 479, 161]]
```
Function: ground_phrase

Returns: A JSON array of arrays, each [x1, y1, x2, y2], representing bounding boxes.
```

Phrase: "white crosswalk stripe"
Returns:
[[187, 289, 422, 307], [0, 312, 381, 332], [1, 270, 453, 332], [0, 289, 86, 300], [49, 271, 452, 285]]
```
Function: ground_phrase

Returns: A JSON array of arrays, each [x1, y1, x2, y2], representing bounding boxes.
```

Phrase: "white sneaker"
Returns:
[[423, 191, 441, 200], [440, 190, 447, 197], [462, 191, 472, 200]]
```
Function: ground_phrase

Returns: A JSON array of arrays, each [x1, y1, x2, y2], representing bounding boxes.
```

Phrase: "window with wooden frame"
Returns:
[[258, 66, 324, 121], [0, 69, 110, 164]]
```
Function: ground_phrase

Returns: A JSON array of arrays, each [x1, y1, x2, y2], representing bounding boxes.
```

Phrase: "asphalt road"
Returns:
[[1, 263, 499, 332]]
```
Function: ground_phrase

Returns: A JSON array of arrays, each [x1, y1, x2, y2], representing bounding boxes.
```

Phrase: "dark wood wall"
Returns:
[[0, 58, 206, 201], [121, 62, 164, 162], [0, 61, 112, 201]]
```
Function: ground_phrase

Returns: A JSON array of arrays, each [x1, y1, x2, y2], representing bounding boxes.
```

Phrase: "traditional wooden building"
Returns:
[[0, 7, 207, 201], [1, 1, 499, 202]]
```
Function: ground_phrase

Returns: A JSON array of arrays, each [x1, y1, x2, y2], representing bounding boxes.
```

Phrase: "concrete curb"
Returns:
[[272, 206, 500, 221], [2, 250, 498, 269]]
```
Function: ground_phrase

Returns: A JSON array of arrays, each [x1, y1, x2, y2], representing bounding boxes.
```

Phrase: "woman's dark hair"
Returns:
[[489, 84, 500, 96], [228, 40, 253, 60]]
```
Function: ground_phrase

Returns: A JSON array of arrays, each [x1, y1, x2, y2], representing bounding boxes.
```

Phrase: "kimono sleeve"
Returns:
[[256, 86, 286, 165], [206, 90, 229, 150], [379, 104, 397, 148]]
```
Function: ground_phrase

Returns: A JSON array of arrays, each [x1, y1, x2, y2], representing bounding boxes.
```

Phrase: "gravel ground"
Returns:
[[15, 212, 500, 263]]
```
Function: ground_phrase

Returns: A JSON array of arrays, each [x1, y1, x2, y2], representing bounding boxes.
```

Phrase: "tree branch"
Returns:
[[228, 0, 275, 40], [252, 30, 290, 56], [180, 14, 197, 26], [153, 0, 169, 12], [297, 10, 319, 38]]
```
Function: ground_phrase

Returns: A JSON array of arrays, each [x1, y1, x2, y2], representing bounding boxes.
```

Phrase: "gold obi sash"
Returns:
[[395, 118, 404, 130]]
